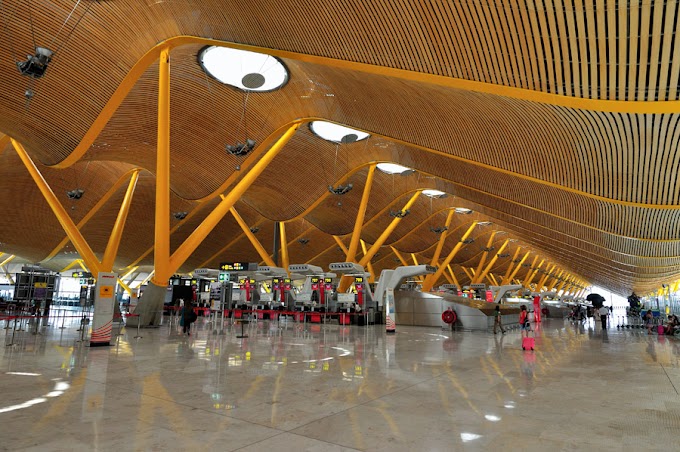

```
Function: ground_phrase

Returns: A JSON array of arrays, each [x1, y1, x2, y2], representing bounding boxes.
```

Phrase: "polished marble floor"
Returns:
[[1, 310, 679, 451]]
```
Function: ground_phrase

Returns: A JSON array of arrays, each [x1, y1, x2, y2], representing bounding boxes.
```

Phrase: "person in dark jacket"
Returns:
[[180, 300, 197, 336]]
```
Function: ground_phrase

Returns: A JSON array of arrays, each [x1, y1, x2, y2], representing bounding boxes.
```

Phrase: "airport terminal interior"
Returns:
[[2, 0, 680, 450]]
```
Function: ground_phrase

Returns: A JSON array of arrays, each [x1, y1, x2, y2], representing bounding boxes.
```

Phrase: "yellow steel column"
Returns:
[[117, 278, 134, 296], [230, 207, 276, 267], [525, 260, 547, 288], [279, 222, 289, 274], [487, 273, 499, 286], [0, 255, 15, 267], [472, 232, 497, 284], [44, 168, 141, 262], [153, 47, 171, 284], [166, 124, 299, 280], [547, 270, 565, 291], [346, 163, 376, 262], [502, 251, 530, 285], [422, 221, 478, 292], [11, 139, 101, 275], [535, 264, 555, 291], [360, 239, 376, 283], [521, 256, 541, 286], [102, 170, 140, 271], [430, 209, 455, 266], [500, 247, 522, 285], [390, 246, 409, 266], [411, 253, 419, 265], [359, 191, 422, 267], [475, 239, 510, 285], [462, 267, 475, 282], [333, 236, 349, 255], [447, 264, 461, 289], [1, 264, 14, 285], [60, 259, 81, 273]]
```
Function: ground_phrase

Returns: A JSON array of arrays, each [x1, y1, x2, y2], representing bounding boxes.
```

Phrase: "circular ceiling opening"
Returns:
[[422, 189, 447, 198], [309, 121, 370, 143], [377, 163, 413, 175], [199, 46, 288, 92]]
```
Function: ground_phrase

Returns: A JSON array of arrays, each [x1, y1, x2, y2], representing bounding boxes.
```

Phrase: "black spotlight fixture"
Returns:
[[226, 138, 256, 156], [498, 253, 511, 258], [389, 209, 410, 218], [66, 189, 84, 200], [298, 238, 309, 245], [249, 226, 259, 234], [481, 246, 495, 252], [17, 47, 53, 78], [429, 226, 448, 234], [173, 211, 188, 220], [328, 183, 353, 195], [462, 238, 474, 244]]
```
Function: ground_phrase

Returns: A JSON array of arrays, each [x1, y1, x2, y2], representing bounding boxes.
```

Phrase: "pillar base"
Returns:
[[126, 281, 166, 327]]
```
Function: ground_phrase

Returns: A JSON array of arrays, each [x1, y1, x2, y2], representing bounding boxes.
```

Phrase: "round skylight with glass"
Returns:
[[376, 163, 413, 175], [422, 189, 447, 198], [309, 121, 369, 144], [199, 46, 288, 92]]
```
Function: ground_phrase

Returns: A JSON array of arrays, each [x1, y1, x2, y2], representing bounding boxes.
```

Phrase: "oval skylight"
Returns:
[[309, 121, 369, 144], [377, 163, 413, 175], [199, 46, 288, 92], [455, 207, 473, 214], [422, 189, 447, 198]]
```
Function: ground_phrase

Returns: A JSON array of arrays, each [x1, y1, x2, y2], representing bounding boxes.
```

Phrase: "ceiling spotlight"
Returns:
[[66, 189, 84, 200], [226, 138, 256, 156], [17, 47, 53, 78], [498, 253, 511, 258], [481, 246, 495, 252], [477, 221, 493, 226], [462, 238, 474, 244], [328, 184, 353, 195], [455, 208, 473, 214], [249, 226, 259, 234], [429, 226, 448, 234], [298, 238, 309, 245], [173, 212, 188, 220], [389, 209, 410, 218]]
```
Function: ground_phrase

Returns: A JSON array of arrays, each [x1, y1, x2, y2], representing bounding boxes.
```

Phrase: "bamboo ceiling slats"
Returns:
[[5, 1, 680, 293]]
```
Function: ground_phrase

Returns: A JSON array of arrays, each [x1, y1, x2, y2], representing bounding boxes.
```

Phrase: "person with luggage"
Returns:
[[519, 305, 529, 337], [520, 305, 535, 350], [599, 305, 609, 330], [493, 305, 506, 334]]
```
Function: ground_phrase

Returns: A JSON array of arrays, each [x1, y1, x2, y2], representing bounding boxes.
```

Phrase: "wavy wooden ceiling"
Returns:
[[1, 0, 679, 295]]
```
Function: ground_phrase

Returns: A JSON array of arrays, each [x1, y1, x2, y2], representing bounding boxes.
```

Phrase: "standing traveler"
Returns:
[[493, 305, 506, 334], [180, 300, 197, 336], [599, 305, 609, 330]]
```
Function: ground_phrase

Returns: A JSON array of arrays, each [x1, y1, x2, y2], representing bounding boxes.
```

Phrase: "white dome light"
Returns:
[[422, 189, 447, 198], [455, 207, 473, 214], [199, 46, 288, 92], [309, 121, 369, 143], [377, 163, 413, 175]]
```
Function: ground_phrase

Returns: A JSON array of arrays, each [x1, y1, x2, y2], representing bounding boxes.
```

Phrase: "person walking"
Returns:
[[599, 305, 609, 330], [180, 300, 197, 336], [519, 305, 529, 338], [493, 305, 506, 334]]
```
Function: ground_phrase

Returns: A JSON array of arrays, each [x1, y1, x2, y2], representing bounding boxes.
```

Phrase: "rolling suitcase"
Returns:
[[522, 329, 535, 351], [658, 324, 665, 335]]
